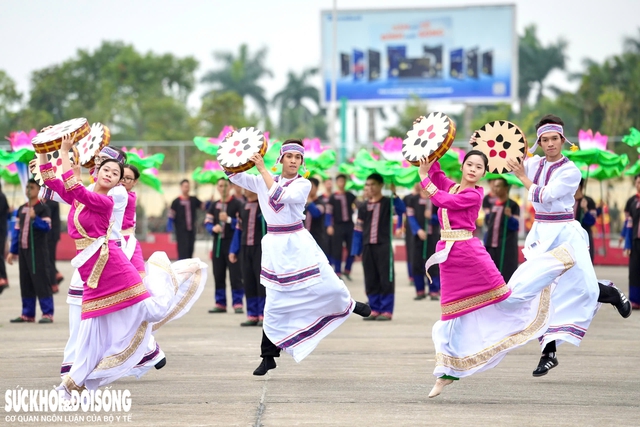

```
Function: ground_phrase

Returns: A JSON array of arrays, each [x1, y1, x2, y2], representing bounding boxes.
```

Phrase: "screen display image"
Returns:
[[321, 5, 517, 103]]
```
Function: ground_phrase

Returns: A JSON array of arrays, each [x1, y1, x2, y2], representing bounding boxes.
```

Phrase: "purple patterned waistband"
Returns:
[[266, 222, 304, 234], [534, 212, 574, 222]]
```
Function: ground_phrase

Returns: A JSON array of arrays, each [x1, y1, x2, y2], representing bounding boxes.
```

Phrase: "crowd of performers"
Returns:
[[1, 112, 638, 399]]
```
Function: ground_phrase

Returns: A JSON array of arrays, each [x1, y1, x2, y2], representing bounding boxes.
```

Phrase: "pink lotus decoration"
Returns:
[[6, 163, 17, 173], [303, 138, 329, 160], [203, 160, 223, 171], [451, 147, 465, 165], [578, 129, 608, 151], [6, 130, 37, 151], [373, 137, 405, 162], [123, 147, 145, 157]]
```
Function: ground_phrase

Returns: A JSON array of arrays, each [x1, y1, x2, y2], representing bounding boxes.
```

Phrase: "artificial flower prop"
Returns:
[[0, 130, 38, 165], [192, 159, 227, 184], [0, 163, 20, 185], [624, 154, 640, 177], [622, 127, 640, 148], [302, 138, 336, 179], [565, 129, 628, 179], [139, 168, 164, 193], [122, 147, 165, 171]]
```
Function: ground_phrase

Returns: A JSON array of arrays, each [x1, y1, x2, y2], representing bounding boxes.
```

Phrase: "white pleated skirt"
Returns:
[[432, 243, 575, 379], [58, 253, 207, 394]]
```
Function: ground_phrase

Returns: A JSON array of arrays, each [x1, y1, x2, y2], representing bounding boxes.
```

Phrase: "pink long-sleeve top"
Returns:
[[41, 165, 150, 319]]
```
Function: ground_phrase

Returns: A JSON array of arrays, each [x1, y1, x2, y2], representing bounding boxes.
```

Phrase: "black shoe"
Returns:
[[253, 357, 276, 376], [353, 301, 372, 318], [414, 294, 426, 301], [155, 357, 167, 370], [343, 272, 352, 282], [532, 354, 559, 377], [613, 287, 632, 319]]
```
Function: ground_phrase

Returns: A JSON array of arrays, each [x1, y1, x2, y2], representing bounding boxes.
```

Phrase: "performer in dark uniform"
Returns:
[[403, 184, 419, 288], [230, 188, 266, 326], [351, 173, 405, 321], [45, 199, 62, 293], [326, 174, 356, 280], [0, 182, 10, 293], [305, 178, 327, 250], [168, 179, 203, 260], [7, 179, 54, 323], [484, 178, 520, 282], [205, 177, 244, 313], [573, 178, 598, 262], [407, 190, 441, 300], [622, 174, 640, 309]]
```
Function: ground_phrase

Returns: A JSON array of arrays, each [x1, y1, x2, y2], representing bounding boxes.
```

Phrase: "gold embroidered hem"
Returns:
[[435, 286, 552, 371], [82, 283, 148, 315], [95, 321, 148, 371], [550, 246, 575, 273], [153, 268, 201, 332], [60, 375, 85, 394], [423, 182, 438, 197], [441, 283, 511, 317]]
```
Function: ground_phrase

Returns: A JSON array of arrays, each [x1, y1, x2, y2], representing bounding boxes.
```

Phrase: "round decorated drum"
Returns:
[[31, 118, 90, 154], [471, 121, 527, 174], [32, 146, 80, 187], [78, 123, 111, 169], [217, 127, 267, 173], [402, 112, 457, 166]]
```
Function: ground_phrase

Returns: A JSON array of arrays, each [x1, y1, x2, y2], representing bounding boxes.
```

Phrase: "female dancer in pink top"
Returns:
[[39, 135, 206, 396], [121, 164, 146, 275], [418, 151, 576, 398]]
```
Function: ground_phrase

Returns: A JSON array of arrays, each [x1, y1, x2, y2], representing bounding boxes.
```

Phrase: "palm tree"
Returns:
[[623, 28, 640, 53], [272, 67, 320, 135], [201, 44, 273, 118], [518, 25, 568, 108]]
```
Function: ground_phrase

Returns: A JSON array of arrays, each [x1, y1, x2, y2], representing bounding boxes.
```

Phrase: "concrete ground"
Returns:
[[0, 242, 639, 427]]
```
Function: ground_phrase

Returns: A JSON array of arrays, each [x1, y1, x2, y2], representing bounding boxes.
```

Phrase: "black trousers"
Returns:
[[260, 330, 281, 358], [241, 245, 265, 299], [176, 230, 196, 260], [0, 229, 7, 280], [629, 239, 640, 291], [411, 236, 440, 278], [362, 243, 395, 296], [543, 282, 622, 355], [486, 244, 518, 283], [330, 223, 354, 262], [47, 237, 59, 284], [19, 248, 51, 299], [212, 237, 243, 294]]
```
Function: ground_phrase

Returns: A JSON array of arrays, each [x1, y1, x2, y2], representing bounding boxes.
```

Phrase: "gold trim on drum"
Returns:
[[402, 112, 456, 166], [32, 118, 90, 154], [33, 146, 81, 187], [218, 127, 267, 173], [471, 121, 527, 174]]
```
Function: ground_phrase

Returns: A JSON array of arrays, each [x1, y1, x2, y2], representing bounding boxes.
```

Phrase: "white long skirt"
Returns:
[[432, 243, 575, 379], [263, 251, 354, 363], [58, 253, 207, 394]]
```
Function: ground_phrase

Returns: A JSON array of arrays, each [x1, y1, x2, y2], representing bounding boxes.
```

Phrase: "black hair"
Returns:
[[493, 177, 510, 189], [535, 114, 564, 130], [123, 164, 140, 180], [634, 174, 640, 182], [282, 138, 303, 147], [309, 177, 319, 187], [462, 149, 489, 173], [98, 158, 124, 180], [366, 173, 384, 184], [27, 178, 39, 187], [215, 176, 228, 183], [180, 179, 190, 186], [336, 174, 347, 181], [579, 178, 586, 190]]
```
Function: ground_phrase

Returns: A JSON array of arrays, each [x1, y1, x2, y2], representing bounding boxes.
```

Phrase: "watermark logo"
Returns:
[[4, 387, 133, 424]]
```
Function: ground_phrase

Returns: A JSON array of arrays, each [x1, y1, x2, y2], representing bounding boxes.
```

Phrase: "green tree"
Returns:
[[385, 95, 428, 139], [272, 68, 320, 136], [0, 70, 23, 137], [518, 25, 568, 108], [201, 44, 273, 118]]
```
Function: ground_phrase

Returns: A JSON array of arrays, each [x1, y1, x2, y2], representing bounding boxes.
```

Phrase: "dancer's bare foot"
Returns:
[[428, 378, 453, 398]]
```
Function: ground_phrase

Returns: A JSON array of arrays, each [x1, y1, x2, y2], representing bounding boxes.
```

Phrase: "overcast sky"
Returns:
[[1, 0, 638, 138]]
